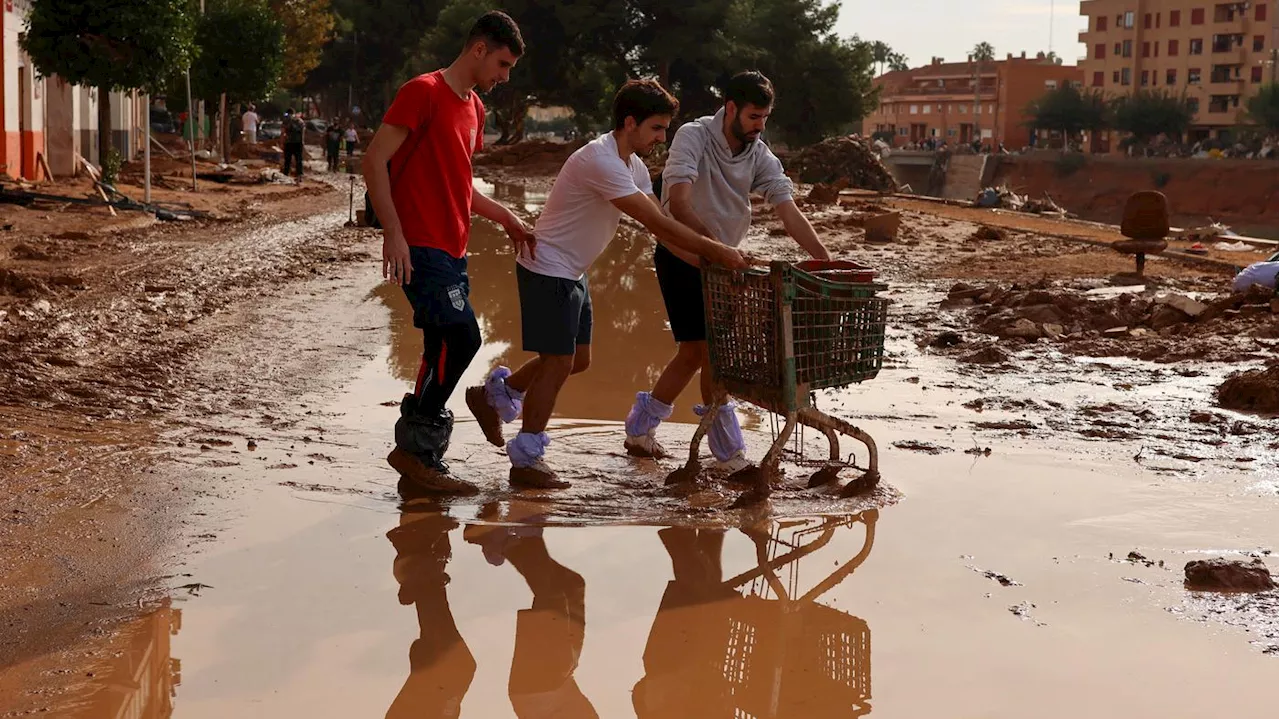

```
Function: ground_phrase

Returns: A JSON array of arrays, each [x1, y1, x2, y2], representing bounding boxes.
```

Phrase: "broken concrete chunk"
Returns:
[[1005, 318, 1042, 339], [1041, 323, 1065, 339], [1155, 293, 1207, 318]]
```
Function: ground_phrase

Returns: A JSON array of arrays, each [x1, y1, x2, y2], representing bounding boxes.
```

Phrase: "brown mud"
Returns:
[[1, 164, 1276, 716]]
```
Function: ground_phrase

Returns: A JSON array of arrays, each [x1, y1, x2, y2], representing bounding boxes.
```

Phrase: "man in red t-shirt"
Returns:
[[363, 11, 535, 495]]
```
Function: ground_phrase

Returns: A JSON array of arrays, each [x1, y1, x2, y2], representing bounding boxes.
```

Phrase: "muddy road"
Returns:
[[1, 175, 1276, 717]]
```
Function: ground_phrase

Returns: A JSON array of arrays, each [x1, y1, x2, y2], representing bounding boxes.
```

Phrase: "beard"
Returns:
[[730, 113, 760, 145]]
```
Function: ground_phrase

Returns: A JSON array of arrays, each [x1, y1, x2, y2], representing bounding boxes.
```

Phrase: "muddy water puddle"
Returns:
[[64, 183, 1279, 716]]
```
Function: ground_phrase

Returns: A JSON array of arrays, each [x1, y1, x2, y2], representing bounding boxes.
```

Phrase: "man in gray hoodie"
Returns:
[[624, 71, 831, 473]]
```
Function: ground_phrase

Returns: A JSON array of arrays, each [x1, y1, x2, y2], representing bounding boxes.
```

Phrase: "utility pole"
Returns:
[[144, 92, 151, 203], [972, 54, 981, 144]]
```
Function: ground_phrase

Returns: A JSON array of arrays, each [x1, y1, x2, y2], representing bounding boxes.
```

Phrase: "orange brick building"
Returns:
[[864, 54, 1085, 149], [1078, 0, 1279, 143]]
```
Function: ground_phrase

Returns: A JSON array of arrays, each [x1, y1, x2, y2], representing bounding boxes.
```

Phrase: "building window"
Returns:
[[1093, 71, 1105, 86], [1212, 34, 1243, 53], [1252, 66, 1264, 82], [1191, 7, 1205, 24], [1113, 70, 1121, 83], [1155, 42, 1160, 57], [1121, 67, 1132, 85], [1156, 11, 1161, 27], [1257, 3, 1268, 21], [1143, 41, 1151, 57], [1169, 39, 1180, 56], [1188, 97, 1200, 113], [923, 104, 931, 114], [1140, 70, 1149, 86], [1167, 68, 1178, 85], [1189, 68, 1202, 83], [948, 128, 957, 137], [1215, 4, 1240, 22], [1170, 10, 1181, 26], [959, 104, 967, 114], [1124, 11, 1135, 27], [988, 104, 994, 115], [1144, 12, 1152, 28], [1095, 43, 1107, 59], [909, 104, 918, 114], [1115, 42, 1122, 55], [1045, 79, 1059, 89], [899, 127, 909, 136], [1123, 39, 1133, 57], [1255, 35, 1266, 51], [1190, 38, 1204, 55], [1097, 15, 1108, 31]]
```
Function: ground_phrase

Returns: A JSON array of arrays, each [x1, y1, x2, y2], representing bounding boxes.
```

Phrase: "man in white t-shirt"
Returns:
[[241, 104, 260, 145], [464, 80, 748, 489]]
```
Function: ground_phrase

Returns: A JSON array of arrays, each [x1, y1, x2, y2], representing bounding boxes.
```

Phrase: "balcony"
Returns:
[[885, 86, 997, 100]]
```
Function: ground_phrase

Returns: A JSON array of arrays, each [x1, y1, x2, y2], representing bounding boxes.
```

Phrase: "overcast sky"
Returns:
[[834, 0, 1089, 69]]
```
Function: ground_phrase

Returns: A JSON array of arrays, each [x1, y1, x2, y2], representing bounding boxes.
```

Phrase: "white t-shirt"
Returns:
[[241, 111, 259, 132], [520, 132, 653, 280]]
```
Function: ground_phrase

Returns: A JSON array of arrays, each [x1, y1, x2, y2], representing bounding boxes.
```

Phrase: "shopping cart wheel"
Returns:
[[807, 464, 842, 488], [664, 463, 701, 486], [729, 484, 771, 509], [838, 470, 881, 497]]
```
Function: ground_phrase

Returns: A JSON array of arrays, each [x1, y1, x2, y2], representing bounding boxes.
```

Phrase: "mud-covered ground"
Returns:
[[2, 157, 1276, 716]]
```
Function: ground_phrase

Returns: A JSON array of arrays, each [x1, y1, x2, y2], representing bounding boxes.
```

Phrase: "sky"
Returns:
[[834, 0, 1089, 69]]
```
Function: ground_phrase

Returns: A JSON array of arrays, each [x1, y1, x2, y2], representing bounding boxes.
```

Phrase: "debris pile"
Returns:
[[474, 139, 582, 167], [975, 186, 1068, 216], [1217, 361, 1279, 415], [785, 135, 898, 191]]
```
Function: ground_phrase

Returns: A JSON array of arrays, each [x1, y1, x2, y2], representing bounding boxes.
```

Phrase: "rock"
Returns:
[[1129, 328, 1150, 338], [1271, 298, 1278, 315], [1004, 318, 1042, 339], [1189, 410, 1216, 424], [1217, 362, 1279, 415], [1154, 293, 1207, 318], [1014, 304, 1065, 325], [1149, 305, 1190, 330], [970, 224, 1006, 241], [928, 331, 965, 348], [806, 183, 841, 204], [1102, 326, 1128, 337], [863, 211, 901, 243], [1041, 323, 1065, 339], [959, 345, 1011, 365], [1184, 557, 1278, 592]]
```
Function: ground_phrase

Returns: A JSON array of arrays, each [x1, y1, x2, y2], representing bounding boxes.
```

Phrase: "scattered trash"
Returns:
[[892, 440, 952, 454]]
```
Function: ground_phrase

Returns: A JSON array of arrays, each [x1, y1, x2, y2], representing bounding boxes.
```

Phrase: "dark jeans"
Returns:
[[401, 246, 482, 416], [282, 142, 304, 178], [326, 142, 341, 172]]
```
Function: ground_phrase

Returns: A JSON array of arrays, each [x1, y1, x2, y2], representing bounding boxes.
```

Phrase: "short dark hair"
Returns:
[[612, 80, 678, 130], [466, 10, 525, 57], [723, 71, 775, 109]]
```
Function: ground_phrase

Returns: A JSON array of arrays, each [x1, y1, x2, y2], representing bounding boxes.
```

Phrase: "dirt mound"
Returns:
[[1185, 557, 1278, 592], [1217, 362, 1279, 415], [785, 135, 898, 192], [475, 139, 581, 168]]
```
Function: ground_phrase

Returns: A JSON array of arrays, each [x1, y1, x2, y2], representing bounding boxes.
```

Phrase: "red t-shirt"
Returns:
[[382, 71, 485, 257]]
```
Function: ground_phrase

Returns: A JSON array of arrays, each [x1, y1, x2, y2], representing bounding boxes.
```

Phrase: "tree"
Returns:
[[1246, 81, 1279, 134], [887, 52, 909, 72], [270, 0, 336, 88], [22, 0, 197, 163], [970, 41, 995, 142], [1026, 84, 1108, 147], [192, 0, 286, 104], [1110, 90, 1195, 146]]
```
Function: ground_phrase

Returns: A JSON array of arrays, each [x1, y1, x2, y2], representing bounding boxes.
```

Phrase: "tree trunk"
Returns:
[[509, 112, 527, 144], [97, 85, 112, 167]]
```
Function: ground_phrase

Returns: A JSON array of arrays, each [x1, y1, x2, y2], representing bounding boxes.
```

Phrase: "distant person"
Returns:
[[241, 104, 260, 145], [362, 11, 534, 494], [282, 109, 306, 180], [622, 71, 831, 473], [465, 80, 747, 489], [325, 119, 343, 172], [345, 122, 359, 158]]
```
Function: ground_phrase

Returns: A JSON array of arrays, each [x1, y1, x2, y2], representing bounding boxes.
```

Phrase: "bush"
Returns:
[[101, 148, 123, 186]]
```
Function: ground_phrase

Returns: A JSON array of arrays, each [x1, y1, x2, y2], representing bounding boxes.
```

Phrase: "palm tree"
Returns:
[[871, 40, 892, 75], [970, 42, 996, 144], [888, 51, 909, 72]]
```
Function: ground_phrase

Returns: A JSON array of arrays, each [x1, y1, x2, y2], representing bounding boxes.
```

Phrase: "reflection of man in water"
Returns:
[[465, 504, 598, 718], [633, 527, 738, 716], [385, 502, 475, 718]]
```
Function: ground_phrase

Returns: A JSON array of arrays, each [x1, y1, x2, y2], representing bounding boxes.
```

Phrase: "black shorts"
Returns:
[[654, 243, 706, 343], [516, 264, 592, 355]]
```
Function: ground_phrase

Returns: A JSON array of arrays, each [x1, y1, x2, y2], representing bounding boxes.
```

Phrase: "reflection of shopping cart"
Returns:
[[668, 260, 889, 504], [724, 511, 878, 717]]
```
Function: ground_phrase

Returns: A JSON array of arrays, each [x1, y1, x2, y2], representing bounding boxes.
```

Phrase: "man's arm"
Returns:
[[361, 123, 412, 283], [775, 200, 831, 261], [611, 193, 747, 269], [660, 181, 712, 266], [472, 192, 536, 261]]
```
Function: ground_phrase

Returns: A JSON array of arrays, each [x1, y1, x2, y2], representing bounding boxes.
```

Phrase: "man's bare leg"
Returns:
[[508, 352, 579, 489]]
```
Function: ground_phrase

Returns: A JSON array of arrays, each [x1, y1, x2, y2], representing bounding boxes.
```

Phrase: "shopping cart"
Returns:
[[667, 260, 889, 506]]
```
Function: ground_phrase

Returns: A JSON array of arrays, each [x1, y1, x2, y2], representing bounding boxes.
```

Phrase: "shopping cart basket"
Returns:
[[667, 260, 888, 505]]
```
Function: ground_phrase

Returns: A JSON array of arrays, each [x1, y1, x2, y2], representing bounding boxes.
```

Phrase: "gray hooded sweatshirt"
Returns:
[[660, 107, 794, 248]]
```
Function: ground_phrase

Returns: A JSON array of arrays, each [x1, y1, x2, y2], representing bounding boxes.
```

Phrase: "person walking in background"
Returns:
[[362, 11, 534, 494], [345, 121, 359, 160], [282, 109, 306, 180], [325, 118, 343, 172], [241, 104, 260, 145]]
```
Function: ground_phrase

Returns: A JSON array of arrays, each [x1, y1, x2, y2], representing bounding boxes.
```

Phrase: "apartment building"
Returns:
[[1079, 0, 1278, 142], [864, 54, 1084, 149]]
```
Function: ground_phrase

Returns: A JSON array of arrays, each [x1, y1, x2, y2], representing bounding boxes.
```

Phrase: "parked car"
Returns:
[[259, 121, 283, 140], [150, 107, 175, 135]]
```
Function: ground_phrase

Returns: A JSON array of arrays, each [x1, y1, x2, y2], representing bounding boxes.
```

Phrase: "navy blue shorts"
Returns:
[[401, 246, 475, 328], [654, 243, 706, 343], [516, 264, 592, 355]]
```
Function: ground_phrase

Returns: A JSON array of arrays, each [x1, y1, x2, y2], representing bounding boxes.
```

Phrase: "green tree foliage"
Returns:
[[1025, 84, 1109, 139], [1110, 90, 1195, 145], [971, 41, 995, 63], [1246, 81, 1278, 134], [270, 0, 336, 88], [21, 0, 197, 160], [191, 0, 287, 104]]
